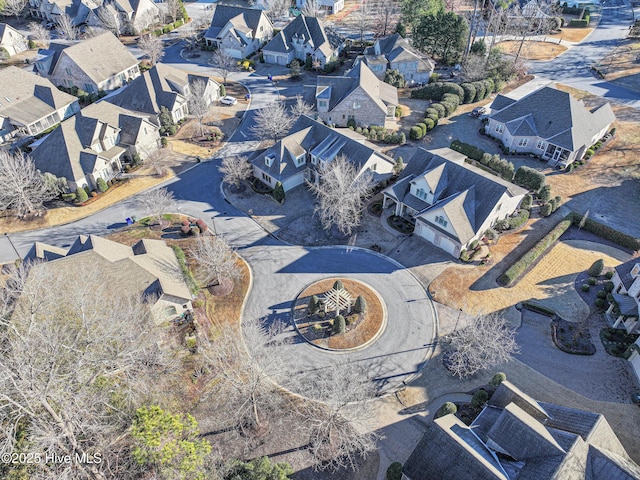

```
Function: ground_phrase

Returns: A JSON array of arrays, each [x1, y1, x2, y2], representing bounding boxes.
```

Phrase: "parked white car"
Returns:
[[220, 96, 237, 106]]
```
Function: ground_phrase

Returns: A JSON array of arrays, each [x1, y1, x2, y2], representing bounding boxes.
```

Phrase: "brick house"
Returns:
[[204, 5, 273, 59], [0, 23, 28, 57], [607, 259, 640, 334], [316, 62, 398, 127]]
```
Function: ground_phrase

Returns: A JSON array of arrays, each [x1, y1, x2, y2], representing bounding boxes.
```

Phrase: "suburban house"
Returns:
[[358, 33, 435, 84], [262, 13, 343, 68], [0, 23, 28, 57], [295, 0, 344, 14], [24, 235, 193, 323], [607, 258, 640, 335], [34, 31, 140, 93], [250, 115, 395, 192], [105, 63, 220, 125], [0, 66, 80, 143], [403, 381, 640, 480], [30, 111, 126, 192], [316, 62, 398, 127], [204, 5, 273, 58], [486, 84, 615, 168], [28, 0, 94, 26], [382, 148, 527, 258], [110, 0, 161, 34]]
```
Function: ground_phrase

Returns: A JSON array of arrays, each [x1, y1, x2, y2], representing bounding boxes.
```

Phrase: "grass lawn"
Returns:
[[548, 27, 594, 43], [496, 40, 567, 60], [430, 238, 629, 322]]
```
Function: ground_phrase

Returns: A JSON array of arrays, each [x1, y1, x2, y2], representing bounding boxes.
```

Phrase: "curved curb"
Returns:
[[289, 277, 388, 353]]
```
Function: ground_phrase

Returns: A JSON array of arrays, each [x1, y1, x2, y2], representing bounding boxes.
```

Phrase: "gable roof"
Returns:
[[490, 85, 615, 151], [363, 33, 434, 72], [81, 101, 157, 147], [263, 14, 340, 58], [26, 235, 192, 304], [403, 381, 640, 480], [250, 115, 394, 183], [48, 32, 137, 85], [615, 258, 640, 290], [316, 61, 398, 113], [0, 66, 78, 128], [385, 147, 527, 244], [204, 5, 269, 40], [0, 23, 26, 46]]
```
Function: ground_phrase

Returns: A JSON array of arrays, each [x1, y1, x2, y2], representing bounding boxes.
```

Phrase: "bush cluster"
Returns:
[[571, 213, 640, 250], [498, 215, 573, 286], [450, 141, 515, 180], [410, 82, 464, 102], [384, 69, 406, 87], [569, 19, 589, 27], [588, 259, 604, 277], [461, 79, 495, 103], [514, 166, 546, 192], [354, 126, 406, 144]]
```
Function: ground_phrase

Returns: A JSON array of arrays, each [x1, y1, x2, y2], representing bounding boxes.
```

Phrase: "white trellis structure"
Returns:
[[321, 286, 353, 316]]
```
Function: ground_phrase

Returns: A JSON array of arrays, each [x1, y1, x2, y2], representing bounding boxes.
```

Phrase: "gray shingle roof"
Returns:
[[0, 23, 25, 47], [0, 66, 77, 128], [81, 101, 157, 147], [204, 5, 268, 40], [263, 14, 336, 58], [615, 259, 640, 290], [490, 85, 615, 151], [363, 33, 434, 72], [48, 32, 138, 85]]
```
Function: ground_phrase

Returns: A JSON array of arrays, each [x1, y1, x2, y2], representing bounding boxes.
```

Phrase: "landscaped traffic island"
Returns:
[[292, 278, 385, 350]]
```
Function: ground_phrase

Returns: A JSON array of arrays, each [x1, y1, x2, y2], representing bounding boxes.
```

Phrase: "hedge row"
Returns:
[[571, 213, 640, 250], [514, 166, 546, 192], [451, 139, 484, 161], [498, 215, 573, 286], [569, 19, 589, 27], [461, 79, 495, 103], [450, 141, 515, 180], [521, 301, 557, 317], [411, 80, 497, 105]]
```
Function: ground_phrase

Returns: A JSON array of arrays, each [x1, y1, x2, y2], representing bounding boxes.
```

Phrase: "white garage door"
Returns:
[[277, 55, 287, 66], [283, 173, 304, 191], [264, 53, 276, 64], [225, 48, 242, 59], [438, 235, 458, 256], [418, 224, 435, 243]]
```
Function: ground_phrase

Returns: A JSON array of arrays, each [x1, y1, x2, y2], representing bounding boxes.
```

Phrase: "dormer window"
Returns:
[[632, 264, 640, 277], [265, 153, 275, 167], [352, 101, 361, 109], [435, 215, 448, 227], [295, 154, 305, 167]]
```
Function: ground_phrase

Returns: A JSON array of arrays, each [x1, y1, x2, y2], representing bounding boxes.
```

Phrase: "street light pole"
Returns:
[[5, 233, 20, 259]]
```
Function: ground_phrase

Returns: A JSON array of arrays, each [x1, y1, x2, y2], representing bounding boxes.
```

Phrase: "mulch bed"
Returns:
[[387, 215, 414, 234], [293, 278, 384, 350], [551, 318, 596, 355], [574, 268, 614, 315], [600, 328, 639, 358]]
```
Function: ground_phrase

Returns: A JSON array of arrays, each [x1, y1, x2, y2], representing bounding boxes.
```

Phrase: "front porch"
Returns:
[[542, 143, 571, 167], [606, 294, 640, 334]]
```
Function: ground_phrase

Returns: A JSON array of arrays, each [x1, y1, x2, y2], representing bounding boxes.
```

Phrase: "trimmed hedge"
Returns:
[[521, 301, 557, 317], [569, 19, 589, 27], [507, 209, 530, 229], [571, 213, 640, 250], [410, 82, 464, 103], [498, 215, 573, 286], [514, 166, 546, 192], [451, 139, 484, 161], [409, 126, 423, 140]]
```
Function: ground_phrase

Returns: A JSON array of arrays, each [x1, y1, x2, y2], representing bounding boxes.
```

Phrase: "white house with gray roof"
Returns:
[[486, 84, 615, 168], [296, 0, 344, 14], [358, 33, 435, 84], [382, 148, 527, 258], [607, 259, 640, 335], [34, 31, 140, 94], [0, 23, 28, 57], [403, 381, 640, 480], [250, 115, 395, 192], [316, 61, 398, 128], [204, 5, 273, 58], [25, 235, 193, 323], [0, 66, 80, 143], [262, 14, 343, 68]]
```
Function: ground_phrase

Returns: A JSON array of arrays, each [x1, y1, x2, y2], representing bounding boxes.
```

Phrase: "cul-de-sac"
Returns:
[[0, 0, 639, 477]]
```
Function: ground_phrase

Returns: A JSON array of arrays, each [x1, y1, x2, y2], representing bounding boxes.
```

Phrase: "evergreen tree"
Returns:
[[354, 295, 367, 314], [273, 181, 285, 203]]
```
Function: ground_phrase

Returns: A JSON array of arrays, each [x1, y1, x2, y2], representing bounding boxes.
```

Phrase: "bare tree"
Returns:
[[372, 0, 400, 38], [300, 0, 319, 17], [194, 10, 213, 30], [250, 102, 294, 142], [142, 146, 170, 177], [56, 12, 79, 40], [137, 187, 175, 226], [200, 317, 288, 433], [28, 21, 50, 48], [1, 0, 28, 19], [445, 313, 520, 378], [190, 234, 239, 288], [138, 34, 164, 65], [210, 48, 237, 85], [265, 0, 290, 19], [290, 94, 314, 119], [165, 0, 181, 23], [188, 79, 211, 137], [307, 154, 375, 237], [354, 0, 372, 43], [461, 53, 487, 81], [293, 362, 379, 471], [180, 22, 200, 51], [0, 150, 56, 218], [0, 261, 174, 480], [219, 155, 252, 190], [96, 3, 123, 35]]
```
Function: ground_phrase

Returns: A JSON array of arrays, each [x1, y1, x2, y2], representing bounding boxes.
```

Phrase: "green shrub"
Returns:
[[431, 103, 446, 117], [415, 122, 426, 136], [588, 259, 604, 277], [308, 295, 320, 315], [273, 181, 285, 203], [490, 372, 507, 386], [174, 19, 183, 27], [520, 194, 532, 210], [333, 280, 344, 290], [540, 202, 553, 217], [539, 184, 552, 202], [425, 113, 439, 125], [450, 139, 484, 161], [471, 389, 489, 409], [386, 462, 403, 480], [410, 82, 464, 103], [442, 93, 461, 106], [514, 166, 546, 192], [441, 101, 458, 116], [571, 213, 640, 250], [484, 228, 498, 242], [384, 68, 406, 87], [461, 82, 476, 103], [423, 118, 435, 131], [76, 187, 89, 203], [585, 148, 595, 157], [588, 277, 597, 285], [569, 19, 589, 27], [395, 105, 403, 118], [435, 402, 457, 418], [219, 84, 226, 97], [596, 290, 607, 299], [347, 118, 356, 129], [62, 192, 76, 202], [161, 137, 168, 147], [354, 295, 367, 314], [96, 177, 108, 193], [582, 284, 590, 292], [409, 126, 423, 140], [334, 315, 346, 334], [508, 209, 530, 229], [498, 215, 572, 286], [595, 298, 605, 308]]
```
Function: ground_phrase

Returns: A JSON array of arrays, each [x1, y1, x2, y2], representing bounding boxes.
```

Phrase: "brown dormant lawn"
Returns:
[[548, 26, 594, 43], [430, 238, 629, 322], [496, 40, 567, 60]]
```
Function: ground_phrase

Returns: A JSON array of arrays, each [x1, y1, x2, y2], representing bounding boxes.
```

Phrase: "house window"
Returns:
[[261, 172, 272, 183], [518, 138, 528, 147], [352, 101, 361, 109], [497, 203, 502, 211], [536, 140, 545, 150], [65, 68, 72, 75], [295, 154, 305, 167], [318, 100, 327, 108], [371, 163, 377, 171], [417, 188, 425, 199], [435, 215, 448, 227], [85, 84, 94, 93], [495, 124, 504, 134]]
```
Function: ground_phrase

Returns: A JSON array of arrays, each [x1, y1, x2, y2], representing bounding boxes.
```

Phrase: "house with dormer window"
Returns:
[[262, 14, 343, 68], [607, 259, 640, 335], [250, 115, 395, 192], [315, 62, 398, 128], [382, 148, 526, 257], [486, 84, 615, 168], [204, 5, 273, 59]]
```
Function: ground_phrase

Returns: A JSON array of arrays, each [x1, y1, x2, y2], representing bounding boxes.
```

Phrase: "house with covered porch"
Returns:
[[485, 84, 615, 168], [607, 259, 640, 334], [382, 148, 526, 258]]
